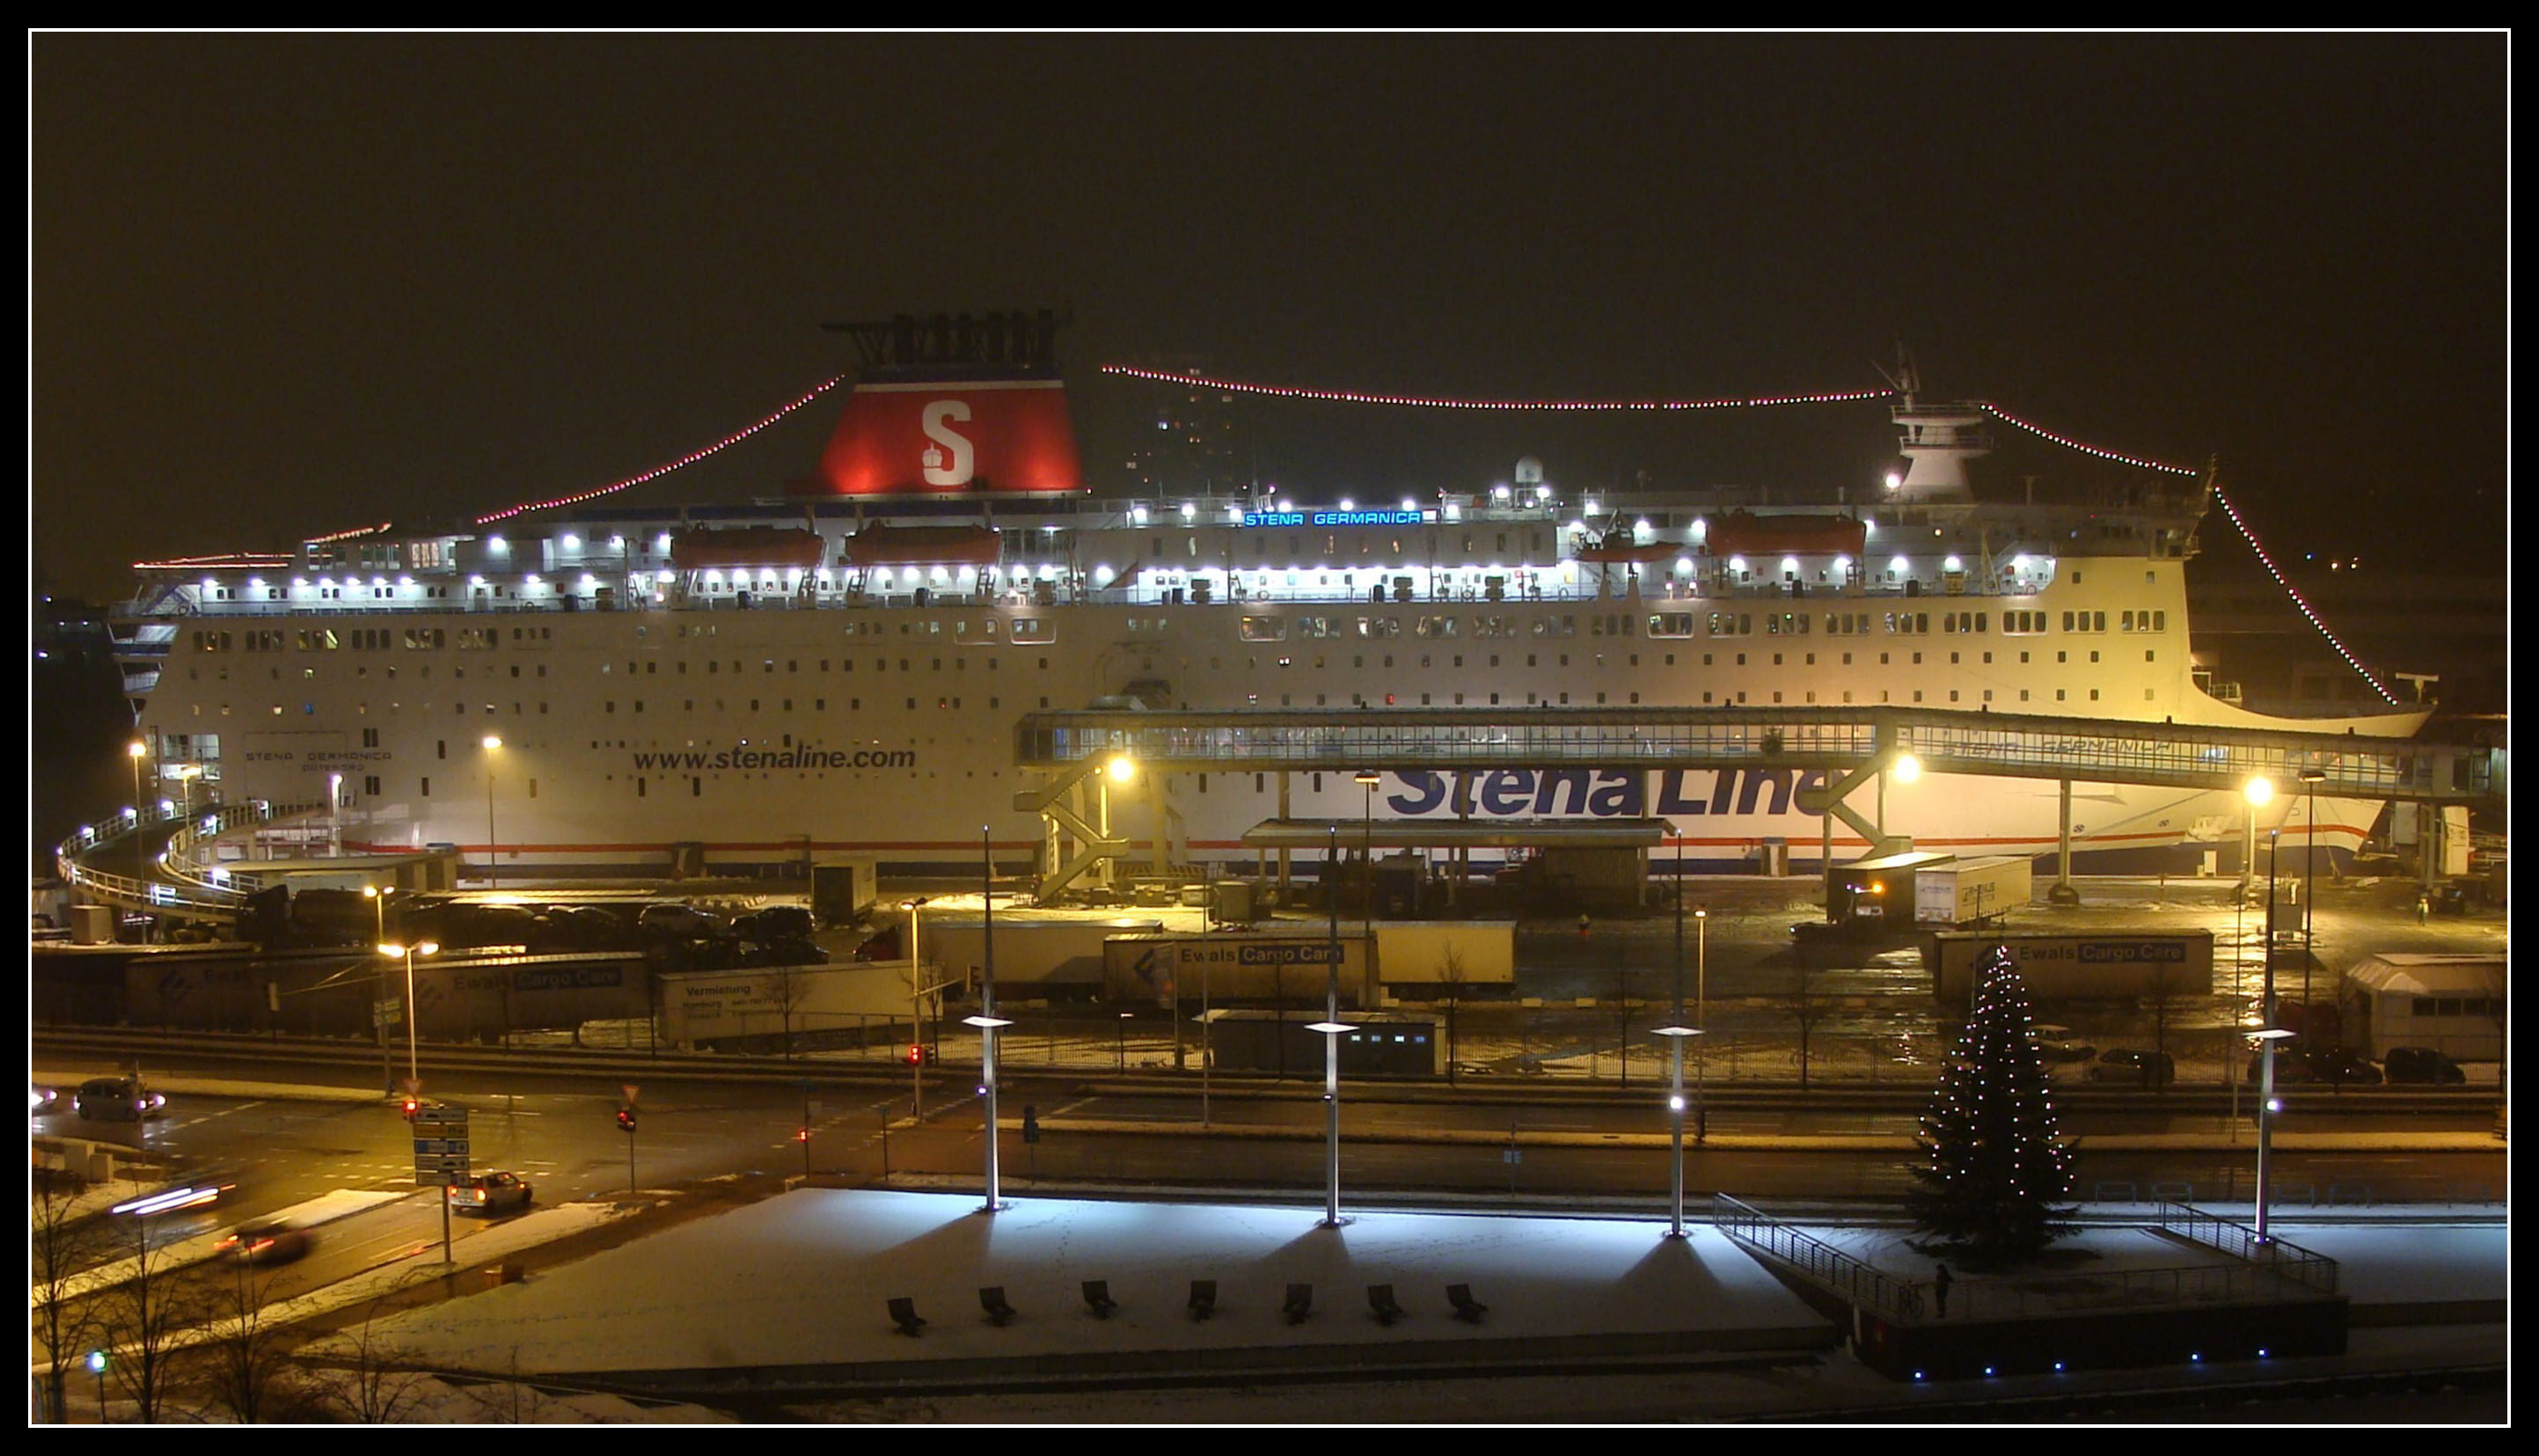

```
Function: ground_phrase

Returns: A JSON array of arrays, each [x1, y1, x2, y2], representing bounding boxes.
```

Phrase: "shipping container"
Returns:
[[1925, 931, 2214, 1003]]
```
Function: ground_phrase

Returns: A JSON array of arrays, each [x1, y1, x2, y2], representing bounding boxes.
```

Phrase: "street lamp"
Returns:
[[1695, 905, 1709, 1144], [127, 739, 146, 819], [2299, 768, 2326, 1006], [960, 826, 1010, 1212], [87, 1349, 107, 1423], [2257, 824, 2285, 1239], [1651, 1025, 1702, 1238], [378, 940, 440, 1094], [1355, 770, 1380, 980], [1102, 753, 1133, 894], [2249, 1027, 2296, 1242], [363, 887, 393, 1091], [2240, 777, 2273, 998], [901, 897, 930, 1117], [1318, 821, 1348, 1228], [479, 735, 503, 890]]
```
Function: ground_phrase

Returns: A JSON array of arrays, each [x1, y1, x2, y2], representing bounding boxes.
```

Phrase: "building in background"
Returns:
[[1117, 356, 1253, 496]]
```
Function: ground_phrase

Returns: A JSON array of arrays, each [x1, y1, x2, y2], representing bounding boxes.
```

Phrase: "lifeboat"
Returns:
[[668, 528, 825, 572], [837, 522, 1002, 567], [1702, 511, 1867, 559]]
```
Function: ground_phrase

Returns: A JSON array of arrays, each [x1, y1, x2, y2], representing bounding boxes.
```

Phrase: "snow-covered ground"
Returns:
[[304, 1187, 2504, 1425]]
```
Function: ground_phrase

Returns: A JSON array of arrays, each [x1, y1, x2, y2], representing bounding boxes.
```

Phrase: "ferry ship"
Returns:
[[110, 316, 2427, 884]]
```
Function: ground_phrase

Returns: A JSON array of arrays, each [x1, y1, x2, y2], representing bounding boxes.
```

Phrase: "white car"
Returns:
[[448, 1170, 533, 1216]]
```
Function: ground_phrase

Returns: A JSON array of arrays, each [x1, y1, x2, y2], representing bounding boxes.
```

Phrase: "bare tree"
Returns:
[[96, 1201, 196, 1423], [307, 1298, 430, 1424], [30, 1166, 104, 1423], [1436, 945, 1467, 1085], [1789, 939, 1831, 1087], [765, 962, 817, 1059], [196, 1249, 296, 1423]]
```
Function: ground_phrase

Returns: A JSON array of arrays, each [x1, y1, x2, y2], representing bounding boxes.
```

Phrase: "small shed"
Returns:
[[2341, 954, 2504, 1060]]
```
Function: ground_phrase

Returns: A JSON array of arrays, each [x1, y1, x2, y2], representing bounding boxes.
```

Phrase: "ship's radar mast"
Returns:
[[1875, 351, 1989, 502]]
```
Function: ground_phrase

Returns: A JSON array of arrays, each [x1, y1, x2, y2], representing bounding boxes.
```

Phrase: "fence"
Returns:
[[1712, 1193, 2342, 1325]]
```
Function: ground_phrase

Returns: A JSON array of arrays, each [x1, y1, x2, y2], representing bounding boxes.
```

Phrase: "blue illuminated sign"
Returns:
[[1242, 509, 1429, 529]]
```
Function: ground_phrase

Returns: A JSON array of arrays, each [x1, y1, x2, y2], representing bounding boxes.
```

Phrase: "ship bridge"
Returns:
[[1012, 705, 2501, 902]]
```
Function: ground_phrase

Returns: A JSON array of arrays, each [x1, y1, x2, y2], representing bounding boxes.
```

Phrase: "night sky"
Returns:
[[32, 33, 2506, 604]]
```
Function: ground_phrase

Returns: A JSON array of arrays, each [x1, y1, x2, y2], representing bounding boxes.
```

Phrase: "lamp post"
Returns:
[[1695, 905, 1709, 1144], [379, 939, 440, 1094], [127, 739, 146, 820], [363, 887, 393, 1092], [2240, 777, 2272, 999], [2250, 1027, 2295, 1242], [1651, 1025, 1701, 1237], [962, 825, 1012, 1212], [87, 1349, 107, 1423], [2257, 826, 2282, 1241], [1355, 769, 1380, 958], [2299, 768, 2325, 1007], [1102, 753, 1133, 894], [1316, 821, 1350, 1227], [901, 897, 930, 1118], [479, 735, 503, 890]]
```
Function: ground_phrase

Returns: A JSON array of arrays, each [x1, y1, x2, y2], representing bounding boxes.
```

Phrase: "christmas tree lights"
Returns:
[[1906, 944, 2076, 1263]]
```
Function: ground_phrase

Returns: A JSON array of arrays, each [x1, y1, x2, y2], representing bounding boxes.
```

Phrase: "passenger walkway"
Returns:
[[1014, 703, 2498, 804]]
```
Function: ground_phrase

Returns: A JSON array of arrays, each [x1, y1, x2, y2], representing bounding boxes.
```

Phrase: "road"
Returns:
[[34, 1050, 2505, 1277]]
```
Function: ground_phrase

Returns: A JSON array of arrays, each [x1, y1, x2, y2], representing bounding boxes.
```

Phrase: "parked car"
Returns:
[[2030, 1026, 2096, 1064], [73, 1075, 165, 1121], [2083, 1049, 2175, 1087], [2303, 1047, 2384, 1086], [2249, 1048, 2383, 1086], [640, 904, 729, 940], [216, 1221, 311, 1265], [448, 1170, 533, 1216], [2383, 1046, 2468, 1085]]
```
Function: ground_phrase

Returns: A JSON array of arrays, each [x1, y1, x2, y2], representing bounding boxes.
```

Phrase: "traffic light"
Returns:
[[1021, 1105, 1042, 1145], [400, 1096, 420, 1121], [794, 1126, 810, 1144], [906, 1043, 924, 1066], [616, 1106, 637, 1132]]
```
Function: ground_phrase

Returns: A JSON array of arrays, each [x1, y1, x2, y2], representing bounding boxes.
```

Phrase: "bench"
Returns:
[[1446, 1283, 1488, 1323], [979, 1286, 1016, 1327], [1188, 1278, 1218, 1321], [886, 1297, 925, 1336], [1367, 1283, 1406, 1327], [1082, 1279, 1119, 1319], [1283, 1282, 1313, 1324]]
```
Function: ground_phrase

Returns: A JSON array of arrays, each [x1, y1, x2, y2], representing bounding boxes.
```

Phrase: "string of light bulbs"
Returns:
[[1979, 400, 2396, 704], [472, 373, 852, 526], [1101, 363, 1892, 413], [2207, 486, 2403, 707]]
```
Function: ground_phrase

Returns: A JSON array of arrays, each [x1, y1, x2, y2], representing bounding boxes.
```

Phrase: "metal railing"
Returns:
[[1711, 1193, 1924, 1322], [2154, 1201, 2340, 1293], [1712, 1194, 2342, 1326], [58, 798, 323, 917]]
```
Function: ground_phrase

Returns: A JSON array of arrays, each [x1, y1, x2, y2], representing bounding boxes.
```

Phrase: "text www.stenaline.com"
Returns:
[[629, 747, 916, 772]]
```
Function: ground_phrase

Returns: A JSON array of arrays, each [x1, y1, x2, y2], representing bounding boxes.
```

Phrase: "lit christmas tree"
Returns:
[[1906, 944, 2077, 1264]]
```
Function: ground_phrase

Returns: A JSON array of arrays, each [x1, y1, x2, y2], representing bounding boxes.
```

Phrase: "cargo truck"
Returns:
[[1913, 855, 2032, 927]]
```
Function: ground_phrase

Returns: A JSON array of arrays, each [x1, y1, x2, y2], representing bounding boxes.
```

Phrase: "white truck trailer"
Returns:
[[1913, 856, 2032, 927]]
